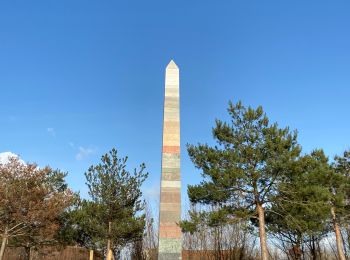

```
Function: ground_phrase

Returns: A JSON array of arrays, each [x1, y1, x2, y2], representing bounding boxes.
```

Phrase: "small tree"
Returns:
[[142, 202, 157, 257], [183, 101, 301, 260], [0, 157, 74, 260], [82, 148, 148, 258]]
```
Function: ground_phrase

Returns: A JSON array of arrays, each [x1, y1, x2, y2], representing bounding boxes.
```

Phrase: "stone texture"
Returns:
[[158, 60, 182, 259]]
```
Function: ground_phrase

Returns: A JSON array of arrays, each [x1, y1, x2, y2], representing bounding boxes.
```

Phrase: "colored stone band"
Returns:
[[158, 238, 182, 253]]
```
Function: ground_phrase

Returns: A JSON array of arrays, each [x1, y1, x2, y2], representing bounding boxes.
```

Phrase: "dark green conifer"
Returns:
[[181, 101, 301, 260]]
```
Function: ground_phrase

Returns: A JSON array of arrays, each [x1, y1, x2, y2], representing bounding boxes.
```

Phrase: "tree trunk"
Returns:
[[257, 203, 268, 260], [290, 235, 302, 260], [29, 247, 34, 260], [107, 221, 112, 260], [89, 249, 94, 260], [331, 207, 346, 260], [310, 236, 317, 260], [24, 246, 33, 260], [344, 223, 350, 258], [0, 227, 8, 260], [0, 237, 7, 260], [292, 246, 302, 260], [107, 240, 112, 260]]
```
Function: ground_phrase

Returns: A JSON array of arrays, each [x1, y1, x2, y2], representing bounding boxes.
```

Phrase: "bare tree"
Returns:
[[182, 205, 258, 260]]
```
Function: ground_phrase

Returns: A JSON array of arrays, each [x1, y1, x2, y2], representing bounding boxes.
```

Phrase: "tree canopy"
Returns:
[[61, 148, 149, 258], [0, 157, 74, 260], [182, 101, 301, 260]]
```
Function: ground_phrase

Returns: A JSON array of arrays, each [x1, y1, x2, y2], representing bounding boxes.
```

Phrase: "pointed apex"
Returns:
[[166, 60, 178, 70]]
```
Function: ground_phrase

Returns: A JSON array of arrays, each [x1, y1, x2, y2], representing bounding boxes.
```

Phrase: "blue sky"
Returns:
[[1, 1, 350, 213]]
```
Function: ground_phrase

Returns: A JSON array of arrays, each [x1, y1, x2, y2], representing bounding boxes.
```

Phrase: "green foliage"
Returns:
[[60, 148, 148, 254], [45, 169, 69, 193], [181, 100, 350, 259], [183, 101, 301, 231], [332, 150, 350, 221], [267, 150, 334, 246]]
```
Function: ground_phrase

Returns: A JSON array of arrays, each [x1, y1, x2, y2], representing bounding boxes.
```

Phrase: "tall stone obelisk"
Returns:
[[158, 60, 182, 260]]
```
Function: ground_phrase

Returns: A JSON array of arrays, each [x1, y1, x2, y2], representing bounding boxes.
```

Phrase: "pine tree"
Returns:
[[267, 150, 333, 259], [76, 148, 148, 258], [182, 101, 300, 260]]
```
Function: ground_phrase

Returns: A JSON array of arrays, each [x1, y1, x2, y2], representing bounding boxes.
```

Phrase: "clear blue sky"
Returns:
[[1, 1, 350, 213]]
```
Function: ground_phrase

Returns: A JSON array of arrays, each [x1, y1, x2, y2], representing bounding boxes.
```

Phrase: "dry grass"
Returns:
[[4, 246, 103, 260]]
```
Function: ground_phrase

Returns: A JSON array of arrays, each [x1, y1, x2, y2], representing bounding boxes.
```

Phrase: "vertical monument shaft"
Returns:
[[158, 60, 182, 260]]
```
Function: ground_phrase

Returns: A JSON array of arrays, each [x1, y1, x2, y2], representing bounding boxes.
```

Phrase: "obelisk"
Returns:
[[158, 60, 182, 260]]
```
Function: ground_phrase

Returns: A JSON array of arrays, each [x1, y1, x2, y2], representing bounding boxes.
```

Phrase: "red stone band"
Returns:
[[162, 145, 180, 153]]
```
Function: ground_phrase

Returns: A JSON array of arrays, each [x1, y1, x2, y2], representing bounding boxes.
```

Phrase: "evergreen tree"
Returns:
[[267, 150, 333, 259], [75, 148, 148, 258], [182, 101, 300, 260]]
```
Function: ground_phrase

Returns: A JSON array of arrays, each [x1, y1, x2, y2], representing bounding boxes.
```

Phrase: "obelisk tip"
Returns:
[[166, 59, 178, 69]]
